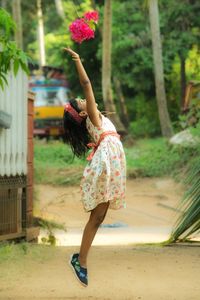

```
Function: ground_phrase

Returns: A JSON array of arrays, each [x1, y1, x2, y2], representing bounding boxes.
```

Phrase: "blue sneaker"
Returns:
[[69, 253, 88, 287]]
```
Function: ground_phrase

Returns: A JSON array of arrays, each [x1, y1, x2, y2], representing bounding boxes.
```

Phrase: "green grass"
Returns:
[[125, 137, 198, 178], [34, 137, 199, 185], [0, 242, 57, 264], [34, 139, 86, 185]]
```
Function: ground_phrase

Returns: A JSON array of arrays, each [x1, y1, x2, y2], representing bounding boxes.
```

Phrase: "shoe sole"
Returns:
[[68, 254, 88, 287]]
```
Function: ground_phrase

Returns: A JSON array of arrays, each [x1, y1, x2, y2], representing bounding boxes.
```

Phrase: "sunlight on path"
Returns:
[[38, 226, 172, 246]]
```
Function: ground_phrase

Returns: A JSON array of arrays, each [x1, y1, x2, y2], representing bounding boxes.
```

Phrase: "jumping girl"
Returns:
[[63, 47, 126, 287]]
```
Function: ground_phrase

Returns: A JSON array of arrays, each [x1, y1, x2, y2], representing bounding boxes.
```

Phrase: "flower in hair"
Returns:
[[69, 10, 99, 44]]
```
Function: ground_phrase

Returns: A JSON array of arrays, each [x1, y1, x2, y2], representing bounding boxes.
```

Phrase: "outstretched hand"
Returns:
[[63, 47, 80, 60]]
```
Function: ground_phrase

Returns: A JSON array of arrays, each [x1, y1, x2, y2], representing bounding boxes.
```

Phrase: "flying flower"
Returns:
[[69, 18, 94, 44], [69, 10, 99, 44]]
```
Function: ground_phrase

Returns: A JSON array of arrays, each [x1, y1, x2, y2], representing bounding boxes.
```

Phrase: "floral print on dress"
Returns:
[[80, 115, 126, 212]]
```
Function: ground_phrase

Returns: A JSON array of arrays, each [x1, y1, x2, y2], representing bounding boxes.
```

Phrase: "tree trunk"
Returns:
[[1, 0, 7, 9], [102, 0, 126, 134], [113, 76, 129, 127], [54, 0, 65, 20], [37, 0, 46, 67], [180, 54, 186, 110], [148, 0, 173, 137], [12, 0, 23, 49]]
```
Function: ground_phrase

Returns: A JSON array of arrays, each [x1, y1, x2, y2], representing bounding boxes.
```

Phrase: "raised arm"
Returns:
[[64, 47, 101, 127]]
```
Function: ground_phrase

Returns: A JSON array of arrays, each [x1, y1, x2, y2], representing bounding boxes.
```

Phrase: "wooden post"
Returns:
[[26, 91, 39, 241]]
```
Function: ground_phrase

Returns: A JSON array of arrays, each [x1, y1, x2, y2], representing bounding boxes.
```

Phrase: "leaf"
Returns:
[[19, 61, 29, 75], [170, 156, 200, 242], [0, 77, 4, 90], [13, 59, 19, 76], [18, 51, 28, 64], [0, 73, 8, 85]]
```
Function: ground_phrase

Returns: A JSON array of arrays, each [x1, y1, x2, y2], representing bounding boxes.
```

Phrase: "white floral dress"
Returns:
[[80, 115, 126, 212]]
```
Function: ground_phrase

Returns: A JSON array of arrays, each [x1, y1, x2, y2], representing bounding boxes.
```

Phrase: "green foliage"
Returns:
[[189, 121, 200, 138], [34, 139, 86, 185], [174, 79, 200, 131], [0, 7, 15, 38], [8, 0, 200, 135], [37, 217, 66, 246], [170, 153, 200, 242], [125, 138, 197, 178], [128, 95, 160, 138], [162, 0, 200, 114], [129, 117, 158, 138], [0, 8, 29, 89], [0, 242, 57, 263], [163, 0, 200, 60], [34, 140, 86, 167], [112, 0, 153, 94], [177, 108, 200, 130], [0, 241, 29, 262], [34, 138, 198, 184], [0, 242, 15, 262]]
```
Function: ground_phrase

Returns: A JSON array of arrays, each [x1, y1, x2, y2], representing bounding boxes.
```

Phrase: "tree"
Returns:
[[148, 0, 173, 137], [37, 0, 46, 66], [113, 76, 129, 127], [102, 0, 126, 133], [54, 0, 65, 20], [163, 0, 200, 109], [1, 0, 7, 9], [12, 0, 23, 49]]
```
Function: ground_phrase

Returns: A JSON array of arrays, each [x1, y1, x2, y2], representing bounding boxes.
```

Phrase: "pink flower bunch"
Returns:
[[69, 18, 94, 44], [69, 10, 99, 44]]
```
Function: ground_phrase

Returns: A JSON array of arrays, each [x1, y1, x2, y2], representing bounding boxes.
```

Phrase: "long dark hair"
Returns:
[[63, 99, 90, 158]]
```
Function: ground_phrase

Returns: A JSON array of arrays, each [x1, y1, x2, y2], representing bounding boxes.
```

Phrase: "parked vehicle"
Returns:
[[29, 66, 70, 139]]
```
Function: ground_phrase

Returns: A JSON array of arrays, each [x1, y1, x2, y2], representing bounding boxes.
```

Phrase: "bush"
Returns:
[[129, 116, 158, 138], [125, 137, 198, 178], [128, 95, 161, 138], [34, 139, 86, 185]]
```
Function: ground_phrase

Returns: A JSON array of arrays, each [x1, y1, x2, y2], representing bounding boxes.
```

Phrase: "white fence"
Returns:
[[0, 68, 28, 176]]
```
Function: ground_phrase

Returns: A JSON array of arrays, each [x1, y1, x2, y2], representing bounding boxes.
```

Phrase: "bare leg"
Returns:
[[78, 202, 110, 268]]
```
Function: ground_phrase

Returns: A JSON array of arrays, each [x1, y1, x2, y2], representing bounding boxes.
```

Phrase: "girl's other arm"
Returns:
[[64, 48, 101, 127]]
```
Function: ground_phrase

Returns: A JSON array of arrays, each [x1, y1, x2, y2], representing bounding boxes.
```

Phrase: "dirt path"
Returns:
[[35, 177, 186, 245], [35, 177, 184, 229], [0, 177, 199, 299], [0, 244, 199, 300]]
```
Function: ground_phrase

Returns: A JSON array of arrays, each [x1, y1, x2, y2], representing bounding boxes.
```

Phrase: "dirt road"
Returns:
[[36, 177, 183, 229], [0, 244, 199, 300], [0, 177, 199, 300]]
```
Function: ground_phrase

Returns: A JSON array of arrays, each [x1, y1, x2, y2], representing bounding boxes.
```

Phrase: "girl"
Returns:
[[63, 47, 126, 287]]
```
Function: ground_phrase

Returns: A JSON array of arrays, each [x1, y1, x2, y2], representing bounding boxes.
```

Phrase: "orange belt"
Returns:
[[86, 131, 120, 161]]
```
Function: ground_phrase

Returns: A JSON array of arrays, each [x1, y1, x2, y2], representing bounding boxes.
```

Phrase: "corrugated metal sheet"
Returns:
[[0, 68, 28, 176]]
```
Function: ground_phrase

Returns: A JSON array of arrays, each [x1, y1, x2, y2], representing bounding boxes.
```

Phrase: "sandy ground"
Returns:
[[0, 178, 200, 299], [0, 245, 199, 300], [35, 177, 184, 230]]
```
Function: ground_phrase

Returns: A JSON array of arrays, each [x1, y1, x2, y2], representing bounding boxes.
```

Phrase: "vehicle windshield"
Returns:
[[31, 86, 69, 106]]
